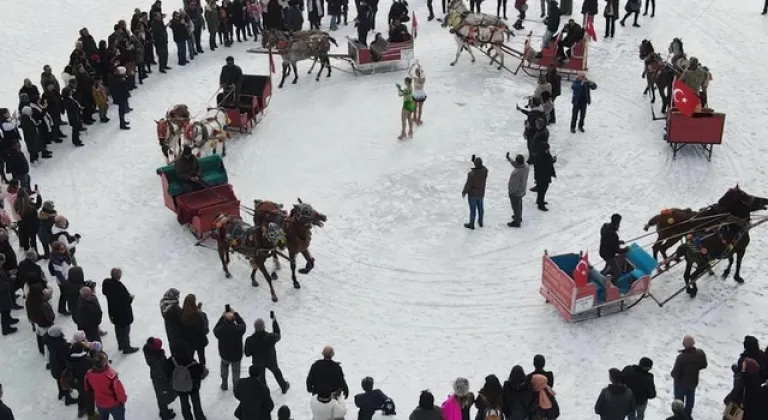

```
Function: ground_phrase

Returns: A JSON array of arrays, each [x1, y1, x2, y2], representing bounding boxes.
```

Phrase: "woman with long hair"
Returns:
[[180, 293, 209, 367], [474, 375, 503, 420], [13, 186, 42, 252]]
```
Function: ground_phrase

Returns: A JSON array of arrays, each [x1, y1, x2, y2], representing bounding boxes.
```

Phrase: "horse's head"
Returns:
[[265, 222, 287, 249], [717, 185, 768, 217], [262, 29, 280, 49], [668, 37, 683, 54], [639, 39, 654, 60], [155, 118, 168, 141], [291, 200, 327, 228]]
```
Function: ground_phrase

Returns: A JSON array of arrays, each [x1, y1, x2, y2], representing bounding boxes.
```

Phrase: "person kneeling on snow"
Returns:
[[599, 213, 629, 282], [354, 377, 396, 420]]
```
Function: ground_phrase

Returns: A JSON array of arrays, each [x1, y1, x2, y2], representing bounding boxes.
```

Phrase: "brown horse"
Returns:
[[269, 199, 327, 285], [212, 213, 288, 302], [155, 104, 191, 162]]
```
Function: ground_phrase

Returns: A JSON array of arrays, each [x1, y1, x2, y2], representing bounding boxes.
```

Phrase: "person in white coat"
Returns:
[[311, 389, 348, 420], [51, 215, 80, 266]]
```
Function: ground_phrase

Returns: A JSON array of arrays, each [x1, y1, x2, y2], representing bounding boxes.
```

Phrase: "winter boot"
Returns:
[[464, 223, 474, 230], [221, 379, 228, 390], [2, 326, 17, 335], [123, 346, 139, 354], [64, 395, 78, 406]]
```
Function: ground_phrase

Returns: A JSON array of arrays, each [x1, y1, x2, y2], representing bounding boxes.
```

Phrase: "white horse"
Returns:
[[183, 108, 230, 157], [155, 104, 192, 163], [443, 0, 512, 69]]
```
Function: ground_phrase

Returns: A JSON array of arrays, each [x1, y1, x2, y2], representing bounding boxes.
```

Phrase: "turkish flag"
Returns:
[[672, 79, 701, 117], [572, 253, 590, 287]]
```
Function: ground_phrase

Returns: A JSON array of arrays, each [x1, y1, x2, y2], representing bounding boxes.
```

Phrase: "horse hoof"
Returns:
[[271, 272, 278, 280], [271, 295, 279, 302], [292, 80, 298, 84], [293, 282, 301, 289], [734, 277, 745, 284], [278, 85, 284, 89], [298, 268, 310, 275], [450, 62, 456, 66], [251, 281, 259, 287], [225, 272, 232, 278], [721, 272, 729, 279]]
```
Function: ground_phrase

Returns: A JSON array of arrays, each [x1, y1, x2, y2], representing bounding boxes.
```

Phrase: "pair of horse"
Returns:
[[643, 186, 768, 297], [156, 104, 230, 163], [442, 0, 513, 69], [213, 199, 327, 302], [260, 29, 338, 89]]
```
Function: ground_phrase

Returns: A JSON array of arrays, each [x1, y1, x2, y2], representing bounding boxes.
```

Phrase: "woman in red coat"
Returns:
[[84, 353, 128, 419]]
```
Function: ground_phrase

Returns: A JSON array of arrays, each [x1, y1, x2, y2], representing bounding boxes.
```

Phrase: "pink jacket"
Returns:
[[5, 191, 19, 221], [441, 395, 462, 420], [247, 1, 262, 19]]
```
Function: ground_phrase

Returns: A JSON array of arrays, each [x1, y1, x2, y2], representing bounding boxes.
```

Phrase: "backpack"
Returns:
[[171, 358, 195, 393], [485, 407, 502, 420]]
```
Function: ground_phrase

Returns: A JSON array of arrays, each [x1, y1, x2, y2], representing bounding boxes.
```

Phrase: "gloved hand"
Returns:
[[74, 233, 82, 240]]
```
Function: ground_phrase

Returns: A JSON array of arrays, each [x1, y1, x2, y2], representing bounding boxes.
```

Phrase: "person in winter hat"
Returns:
[[410, 390, 442, 420], [85, 352, 128, 418], [355, 376, 395, 420], [442, 378, 473, 420], [44, 325, 78, 405], [51, 215, 80, 266], [594, 368, 635, 420], [143, 337, 177, 420], [213, 306, 246, 390], [737, 336, 767, 379], [160, 288, 186, 353], [670, 335, 707, 417], [277, 405, 292, 420], [621, 357, 656, 420], [506, 153, 529, 227], [462, 155, 488, 230]]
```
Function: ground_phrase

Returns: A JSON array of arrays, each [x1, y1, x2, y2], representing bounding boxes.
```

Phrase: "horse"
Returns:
[[643, 52, 675, 113], [184, 108, 230, 157], [212, 214, 288, 302], [155, 104, 191, 162], [268, 199, 327, 285], [443, 0, 512, 68], [639, 39, 655, 94], [668, 38, 689, 70], [262, 29, 338, 89]]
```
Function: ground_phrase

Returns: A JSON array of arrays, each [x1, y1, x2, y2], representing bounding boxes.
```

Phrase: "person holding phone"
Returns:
[[244, 311, 290, 394], [213, 304, 246, 391]]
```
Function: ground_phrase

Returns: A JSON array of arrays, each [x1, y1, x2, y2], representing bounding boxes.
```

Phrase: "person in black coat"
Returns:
[[78, 28, 99, 57], [354, 377, 393, 420], [388, 0, 409, 25], [170, 12, 190, 65], [73, 67, 95, 125], [109, 68, 131, 130], [213, 308, 246, 390], [503, 366, 534, 420], [43, 326, 78, 404], [355, 0, 373, 46], [622, 358, 656, 420], [737, 336, 768, 380], [152, 12, 171, 72], [532, 142, 556, 212], [41, 83, 65, 139], [13, 186, 42, 254], [101, 268, 137, 354], [599, 213, 628, 280], [235, 364, 275, 420], [19, 79, 41, 105], [219, 57, 244, 107], [73, 286, 103, 342], [163, 350, 207, 420], [0, 229, 17, 277], [541, 0, 561, 48], [306, 345, 349, 398], [545, 67, 561, 123], [526, 355, 555, 387], [180, 294, 210, 367], [161, 288, 187, 353], [5, 140, 31, 185], [61, 88, 84, 147], [17, 250, 44, 291], [143, 337, 177, 420], [0, 259, 19, 336], [66, 342, 95, 418], [244, 312, 290, 393]]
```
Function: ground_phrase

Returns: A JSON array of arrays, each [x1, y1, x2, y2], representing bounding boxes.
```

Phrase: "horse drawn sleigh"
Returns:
[[541, 186, 768, 322], [639, 39, 724, 160]]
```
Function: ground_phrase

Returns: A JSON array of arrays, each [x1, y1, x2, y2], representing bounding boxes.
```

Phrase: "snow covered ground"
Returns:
[[2, 1, 767, 419]]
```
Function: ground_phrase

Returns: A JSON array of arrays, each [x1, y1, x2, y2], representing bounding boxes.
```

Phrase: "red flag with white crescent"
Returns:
[[672, 79, 701, 117], [573, 253, 590, 287], [268, 46, 276, 74]]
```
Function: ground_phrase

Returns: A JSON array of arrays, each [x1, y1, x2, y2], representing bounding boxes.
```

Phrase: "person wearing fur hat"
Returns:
[[0, 255, 20, 335], [143, 337, 178, 420], [442, 378, 474, 420], [44, 325, 77, 405], [38, 200, 57, 259], [51, 215, 81, 266], [621, 358, 656, 420], [109, 67, 131, 130], [461, 155, 488, 230], [234, 364, 275, 420]]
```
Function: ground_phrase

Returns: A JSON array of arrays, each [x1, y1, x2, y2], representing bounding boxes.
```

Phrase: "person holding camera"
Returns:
[[51, 215, 81, 266], [244, 311, 290, 394], [213, 304, 246, 391]]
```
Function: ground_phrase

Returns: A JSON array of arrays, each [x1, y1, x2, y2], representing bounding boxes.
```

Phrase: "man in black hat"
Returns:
[[219, 56, 243, 108], [174, 146, 205, 191], [599, 213, 629, 280]]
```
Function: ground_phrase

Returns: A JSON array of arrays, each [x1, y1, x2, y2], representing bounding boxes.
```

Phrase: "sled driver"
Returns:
[[219, 56, 243, 108], [600, 213, 630, 281], [174, 145, 206, 191]]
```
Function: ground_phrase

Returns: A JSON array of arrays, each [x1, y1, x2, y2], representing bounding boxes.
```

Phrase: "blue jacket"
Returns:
[[571, 79, 597, 105]]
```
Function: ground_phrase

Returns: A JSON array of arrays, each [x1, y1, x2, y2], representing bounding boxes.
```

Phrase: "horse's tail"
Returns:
[[328, 36, 338, 47], [644, 214, 661, 232]]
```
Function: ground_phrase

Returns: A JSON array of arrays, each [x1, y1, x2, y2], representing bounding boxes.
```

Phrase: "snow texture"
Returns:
[[1, 1, 767, 419]]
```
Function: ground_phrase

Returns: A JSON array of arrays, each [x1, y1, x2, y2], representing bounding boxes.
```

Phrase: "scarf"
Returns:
[[531, 374, 554, 410]]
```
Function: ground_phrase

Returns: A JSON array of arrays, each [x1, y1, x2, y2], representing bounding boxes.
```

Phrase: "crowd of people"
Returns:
[[1, 1, 767, 420]]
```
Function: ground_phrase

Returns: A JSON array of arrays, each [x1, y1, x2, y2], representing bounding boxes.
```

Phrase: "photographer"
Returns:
[[213, 304, 246, 391], [51, 215, 81, 266], [244, 311, 290, 394]]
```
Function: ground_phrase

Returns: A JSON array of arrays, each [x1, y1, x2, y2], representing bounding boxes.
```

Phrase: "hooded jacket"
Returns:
[[161, 294, 186, 351], [599, 222, 621, 260], [462, 165, 488, 198], [214, 313, 247, 362], [85, 365, 128, 409], [594, 384, 635, 420]]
